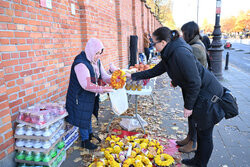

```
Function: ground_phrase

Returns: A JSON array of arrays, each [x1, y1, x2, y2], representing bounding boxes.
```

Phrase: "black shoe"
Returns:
[[181, 158, 198, 166], [81, 140, 98, 150], [89, 133, 101, 143]]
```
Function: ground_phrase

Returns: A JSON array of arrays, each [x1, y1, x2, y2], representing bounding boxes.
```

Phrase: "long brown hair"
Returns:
[[181, 21, 202, 43]]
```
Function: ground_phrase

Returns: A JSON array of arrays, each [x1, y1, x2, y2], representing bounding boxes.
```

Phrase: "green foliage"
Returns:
[[146, 0, 176, 29]]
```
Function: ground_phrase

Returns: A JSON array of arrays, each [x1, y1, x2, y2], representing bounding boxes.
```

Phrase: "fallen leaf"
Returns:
[[171, 126, 179, 131], [176, 131, 185, 134], [73, 157, 82, 163], [73, 146, 80, 150], [169, 135, 177, 140], [80, 151, 89, 156]]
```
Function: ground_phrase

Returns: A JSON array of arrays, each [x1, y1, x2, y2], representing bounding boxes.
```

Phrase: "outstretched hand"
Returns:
[[170, 80, 177, 88], [184, 108, 193, 118], [109, 63, 119, 73], [102, 86, 113, 93], [125, 72, 131, 79]]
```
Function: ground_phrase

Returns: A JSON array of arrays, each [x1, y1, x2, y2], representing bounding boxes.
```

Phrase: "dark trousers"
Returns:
[[188, 115, 197, 143], [195, 125, 214, 167], [144, 48, 150, 61]]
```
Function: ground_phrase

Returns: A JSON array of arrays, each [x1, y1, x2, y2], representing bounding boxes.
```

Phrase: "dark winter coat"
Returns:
[[202, 35, 211, 51], [132, 37, 225, 130], [65, 51, 99, 129]]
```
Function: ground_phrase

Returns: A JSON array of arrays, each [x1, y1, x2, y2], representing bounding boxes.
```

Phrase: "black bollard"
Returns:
[[225, 52, 229, 70]]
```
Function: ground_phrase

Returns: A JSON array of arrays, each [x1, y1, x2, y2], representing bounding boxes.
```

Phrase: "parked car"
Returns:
[[224, 41, 232, 49], [223, 35, 229, 39]]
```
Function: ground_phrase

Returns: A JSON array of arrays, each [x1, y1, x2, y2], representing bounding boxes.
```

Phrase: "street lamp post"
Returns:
[[208, 0, 224, 80]]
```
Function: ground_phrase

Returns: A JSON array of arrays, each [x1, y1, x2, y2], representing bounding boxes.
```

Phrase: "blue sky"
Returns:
[[172, 0, 250, 28]]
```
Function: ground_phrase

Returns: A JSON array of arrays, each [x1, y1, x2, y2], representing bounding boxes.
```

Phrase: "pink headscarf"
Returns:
[[85, 38, 104, 63], [85, 38, 104, 78]]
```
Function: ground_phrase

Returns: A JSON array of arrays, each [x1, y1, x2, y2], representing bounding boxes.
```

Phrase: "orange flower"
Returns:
[[110, 70, 126, 89]]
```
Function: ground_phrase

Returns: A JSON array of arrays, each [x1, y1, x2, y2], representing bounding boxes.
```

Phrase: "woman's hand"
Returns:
[[184, 108, 193, 118], [109, 63, 119, 73], [170, 80, 177, 88], [102, 86, 113, 93], [170, 82, 174, 88], [125, 73, 131, 79]]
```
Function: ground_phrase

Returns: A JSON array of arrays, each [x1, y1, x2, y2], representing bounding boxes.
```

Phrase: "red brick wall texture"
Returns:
[[0, 0, 162, 159]]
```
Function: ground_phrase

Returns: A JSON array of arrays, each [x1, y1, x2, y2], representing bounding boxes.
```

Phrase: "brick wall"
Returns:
[[0, 67, 14, 160], [79, 0, 119, 68], [0, 0, 162, 161]]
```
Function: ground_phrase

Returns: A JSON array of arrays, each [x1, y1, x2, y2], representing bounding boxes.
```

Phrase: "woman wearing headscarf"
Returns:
[[65, 38, 114, 150], [126, 27, 225, 167]]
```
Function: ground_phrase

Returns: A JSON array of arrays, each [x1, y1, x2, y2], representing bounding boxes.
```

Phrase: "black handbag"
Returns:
[[218, 87, 239, 119], [199, 87, 239, 119]]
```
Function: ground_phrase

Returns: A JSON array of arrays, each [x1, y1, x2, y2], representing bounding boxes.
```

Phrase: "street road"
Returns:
[[222, 42, 250, 74]]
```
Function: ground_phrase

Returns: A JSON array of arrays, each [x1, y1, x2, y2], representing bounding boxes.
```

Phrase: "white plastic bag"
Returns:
[[119, 114, 148, 131], [99, 93, 109, 102], [109, 87, 128, 116]]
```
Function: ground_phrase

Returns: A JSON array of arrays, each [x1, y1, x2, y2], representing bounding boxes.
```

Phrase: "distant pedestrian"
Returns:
[[202, 34, 212, 71], [202, 35, 211, 51], [143, 32, 150, 61], [149, 33, 154, 48]]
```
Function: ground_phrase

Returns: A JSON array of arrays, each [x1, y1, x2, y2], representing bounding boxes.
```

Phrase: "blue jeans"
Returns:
[[79, 121, 92, 141]]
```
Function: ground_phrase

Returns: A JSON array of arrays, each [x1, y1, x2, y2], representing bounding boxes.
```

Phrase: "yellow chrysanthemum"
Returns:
[[113, 145, 122, 154], [123, 158, 135, 167], [116, 141, 124, 147], [154, 154, 175, 166], [131, 142, 136, 148], [105, 147, 113, 153], [157, 148, 163, 154], [104, 152, 114, 161], [109, 159, 120, 167], [130, 150, 137, 158], [133, 148, 140, 154], [135, 160, 144, 167], [140, 143, 148, 149], [147, 153, 154, 158], [135, 155, 143, 161], [105, 136, 111, 141], [149, 141, 156, 147], [110, 140, 116, 148], [143, 139, 149, 144], [134, 139, 141, 144]]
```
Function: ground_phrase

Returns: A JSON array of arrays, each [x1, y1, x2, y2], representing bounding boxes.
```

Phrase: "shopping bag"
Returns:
[[120, 114, 148, 131], [109, 87, 128, 115]]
